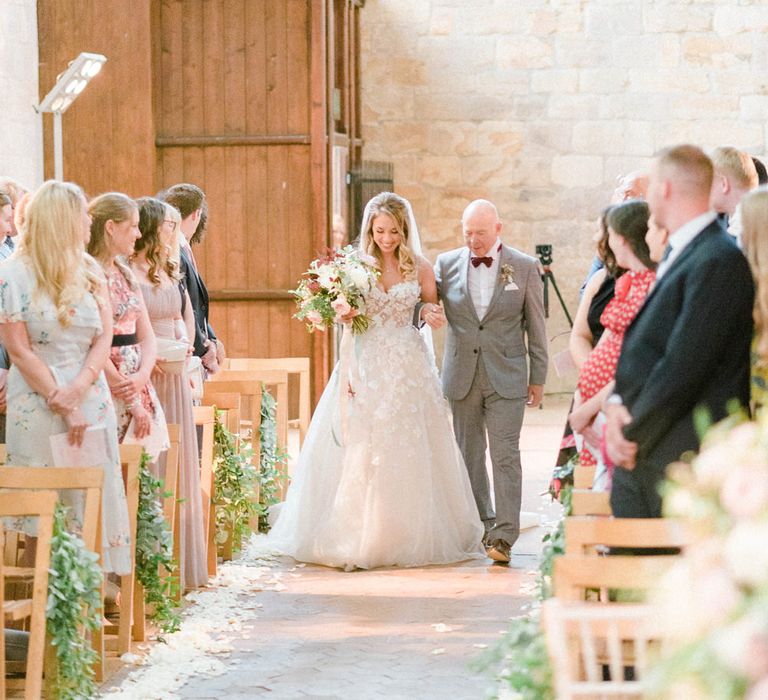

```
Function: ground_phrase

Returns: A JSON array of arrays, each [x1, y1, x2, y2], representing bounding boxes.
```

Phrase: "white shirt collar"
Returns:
[[668, 210, 717, 253]]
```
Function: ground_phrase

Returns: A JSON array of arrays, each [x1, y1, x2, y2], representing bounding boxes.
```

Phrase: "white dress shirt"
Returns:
[[655, 211, 717, 281], [468, 237, 502, 319]]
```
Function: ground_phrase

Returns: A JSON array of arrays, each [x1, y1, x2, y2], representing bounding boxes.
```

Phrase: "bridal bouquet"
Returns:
[[649, 413, 768, 700], [293, 245, 379, 335]]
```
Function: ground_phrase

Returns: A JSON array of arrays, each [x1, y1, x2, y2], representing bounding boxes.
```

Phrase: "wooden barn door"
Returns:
[[153, 0, 330, 398]]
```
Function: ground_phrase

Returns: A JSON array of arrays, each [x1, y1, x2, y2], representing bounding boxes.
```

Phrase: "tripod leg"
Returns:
[[547, 271, 573, 327], [540, 273, 550, 318]]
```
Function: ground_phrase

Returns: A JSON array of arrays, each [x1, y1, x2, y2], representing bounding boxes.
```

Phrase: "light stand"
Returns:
[[35, 52, 107, 181]]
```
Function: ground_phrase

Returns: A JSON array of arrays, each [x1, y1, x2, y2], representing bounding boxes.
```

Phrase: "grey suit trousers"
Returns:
[[451, 353, 525, 546]]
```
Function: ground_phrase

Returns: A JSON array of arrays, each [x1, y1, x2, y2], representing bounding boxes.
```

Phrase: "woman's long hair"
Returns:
[[742, 187, 768, 364], [134, 196, 178, 286], [606, 199, 655, 270], [19, 180, 102, 326], [360, 192, 417, 280], [88, 192, 138, 286]]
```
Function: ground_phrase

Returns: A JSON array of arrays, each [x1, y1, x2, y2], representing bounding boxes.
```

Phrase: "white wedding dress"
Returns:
[[268, 280, 485, 570]]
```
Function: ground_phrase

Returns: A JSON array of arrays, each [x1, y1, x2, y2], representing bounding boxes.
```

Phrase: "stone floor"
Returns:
[[102, 394, 569, 700]]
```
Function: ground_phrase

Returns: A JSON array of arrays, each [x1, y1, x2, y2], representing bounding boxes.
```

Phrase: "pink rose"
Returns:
[[746, 676, 768, 700], [331, 295, 351, 318], [306, 310, 323, 325], [721, 466, 768, 519]]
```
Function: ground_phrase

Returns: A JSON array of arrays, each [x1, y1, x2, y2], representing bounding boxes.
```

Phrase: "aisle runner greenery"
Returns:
[[135, 450, 181, 634], [258, 387, 289, 531], [46, 502, 102, 700], [472, 475, 573, 699]]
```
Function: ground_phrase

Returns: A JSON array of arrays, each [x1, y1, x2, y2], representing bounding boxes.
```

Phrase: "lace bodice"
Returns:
[[365, 281, 420, 329]]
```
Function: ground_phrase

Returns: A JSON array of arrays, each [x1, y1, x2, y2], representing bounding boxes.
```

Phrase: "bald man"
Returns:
[[433, 200, 548, 563]]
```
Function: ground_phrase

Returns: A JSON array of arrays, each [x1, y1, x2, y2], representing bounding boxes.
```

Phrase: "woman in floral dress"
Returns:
[[568, 200, 656, 488], [0, 180, 131, 573], [87, 193, 169, 455]]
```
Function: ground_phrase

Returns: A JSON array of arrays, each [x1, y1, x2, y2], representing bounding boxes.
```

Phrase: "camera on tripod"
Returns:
[[535, 244, 553, 267]]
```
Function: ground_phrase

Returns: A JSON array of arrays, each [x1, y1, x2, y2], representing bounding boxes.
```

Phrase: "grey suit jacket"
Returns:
[[435, 245, 548, 401]]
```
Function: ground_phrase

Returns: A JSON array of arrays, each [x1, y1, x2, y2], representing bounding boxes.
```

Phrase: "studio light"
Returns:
[[35, 52, 108, 180]]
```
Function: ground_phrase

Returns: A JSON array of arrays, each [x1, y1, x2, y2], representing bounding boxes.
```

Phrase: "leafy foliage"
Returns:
[[258, 387, 289, 532], [213, 410, 259, 551], [46, 502, 102, 699], [135, 449, 181, 634]]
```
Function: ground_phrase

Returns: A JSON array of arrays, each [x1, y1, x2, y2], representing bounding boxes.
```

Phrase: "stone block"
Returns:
[[496, 36, 554, 69], [527, 6, 583, 35], [419, 35, 496, 72], [418, 155, 464, 188], [741, 95, 768, 121], [572, 120, 653, 157], [578, 68, 630, 94], [429, 8, 454, 36], [655, 121, 764, 153], [476, 121, 525, 157], [428, 121, 477, 157], [551, 156, 604, 189], [507, 187, 563, 221], [524, 122, 573, 156], [585, 3, 644, 36], [682, 35, 754, 68], [713, 5, 768, 35], [531, 68, 579, 94], [548, 95, 601, 120], [554, 35, 613, 68], [669, 94, 740, 120], [611, 34, 680, 69], [365, 56, 427, 87], [628, 68, 710, 94], [377, 122, 430, 154], [362, 85, 415, 121], [711, 69, 768, 95], [599, 94, 670, 121], [643, 4, 713, 33]]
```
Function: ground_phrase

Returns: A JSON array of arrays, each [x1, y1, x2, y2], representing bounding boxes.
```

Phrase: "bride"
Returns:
[[268, 192, 485, 570]]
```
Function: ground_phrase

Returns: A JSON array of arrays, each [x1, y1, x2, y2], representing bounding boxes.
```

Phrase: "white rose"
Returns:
[[316, 264, 337, 290], [724, 521, 768, 587], [348, 265, 371, 291]]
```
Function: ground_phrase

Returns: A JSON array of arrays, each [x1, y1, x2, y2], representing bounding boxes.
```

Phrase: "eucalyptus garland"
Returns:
[[258, 387, 289, 531], [213, 411, 258, 551], [135, 449, 181, 633], [46, 502, 102, 700]]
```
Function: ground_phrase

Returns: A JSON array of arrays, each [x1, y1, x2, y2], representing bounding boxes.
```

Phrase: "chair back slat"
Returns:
[[565, 516, 689, 555]]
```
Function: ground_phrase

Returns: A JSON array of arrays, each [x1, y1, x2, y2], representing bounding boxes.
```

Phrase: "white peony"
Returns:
[[724, 521, 768, 587], [316, 264, 337, 290], [348, 264, 372, 291]]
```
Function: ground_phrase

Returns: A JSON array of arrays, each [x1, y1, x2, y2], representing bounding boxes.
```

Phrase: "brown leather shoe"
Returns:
[[486, 539, 511, 563]]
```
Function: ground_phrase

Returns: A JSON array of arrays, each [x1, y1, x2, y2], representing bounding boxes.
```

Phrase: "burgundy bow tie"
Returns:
[[471, 256, 493, 268]]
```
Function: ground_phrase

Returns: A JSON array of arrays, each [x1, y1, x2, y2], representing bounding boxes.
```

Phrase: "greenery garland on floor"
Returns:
[[46, 502, 102, 700], [258, 387, 289, 532], [135, 449, 181, 634], [471, 477, 573, 699], [213, 411, 258, 551]]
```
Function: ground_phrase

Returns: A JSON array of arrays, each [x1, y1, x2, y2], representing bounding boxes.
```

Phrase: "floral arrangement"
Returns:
[[258, 387, 289, 531], [649, 414, 768, 700], [135, 449, 181, 634], [500, 263, 516, 286], [292, 245, 379, 335], [46, 502, 103, 699]]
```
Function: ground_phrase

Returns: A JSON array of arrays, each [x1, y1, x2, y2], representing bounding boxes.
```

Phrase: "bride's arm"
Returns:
[[417, 257, 445, 330]]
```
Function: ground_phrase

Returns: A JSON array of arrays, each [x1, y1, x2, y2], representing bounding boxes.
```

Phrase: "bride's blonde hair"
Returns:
[[742, 186, 768, 364], [19, 180, 103, 326], [361, 192, 416, 280]]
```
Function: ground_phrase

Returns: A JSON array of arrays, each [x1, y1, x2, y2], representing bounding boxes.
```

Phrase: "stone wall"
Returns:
[[359, 0, 768, 391], [0, 0, 42, 188]]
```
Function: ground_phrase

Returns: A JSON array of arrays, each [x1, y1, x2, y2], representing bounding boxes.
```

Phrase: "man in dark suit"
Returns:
[[605, 144, 754, 518], [159, 183, 224, 374]]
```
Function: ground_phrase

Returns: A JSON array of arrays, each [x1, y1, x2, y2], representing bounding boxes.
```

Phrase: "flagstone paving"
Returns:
[[101, 395, 569, 700]]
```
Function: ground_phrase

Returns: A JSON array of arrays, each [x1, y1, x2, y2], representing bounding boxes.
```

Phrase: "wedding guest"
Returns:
[[0, 193, 14, 438], [752, 157, 768, 186], [0, 180, 131, 573], [87, 193, 169, 452], [132, 196, 207, 589], [739, 186, 768, 412], [0, 177, 29, 247], [158, 184, 224, 374], [710, 146, 759, 243], [569, 201, 656, 488], [605, 145, 754, 518]]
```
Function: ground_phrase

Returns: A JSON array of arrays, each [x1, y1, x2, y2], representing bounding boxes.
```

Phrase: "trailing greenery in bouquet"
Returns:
[[293, 245, 380, 335], [649, 412, 768, 700]]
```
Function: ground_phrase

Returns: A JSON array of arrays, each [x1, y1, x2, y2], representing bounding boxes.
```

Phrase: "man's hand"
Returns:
[[420, 303, 446, 330], [604, 403, 638, 469], [527, 384, 544, 408], [201, 340, 219, 374]]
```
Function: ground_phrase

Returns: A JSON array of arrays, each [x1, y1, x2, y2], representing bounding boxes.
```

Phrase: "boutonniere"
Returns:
[[500, 264, 519, 290]]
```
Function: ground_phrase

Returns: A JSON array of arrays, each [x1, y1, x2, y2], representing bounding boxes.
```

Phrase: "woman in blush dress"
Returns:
[[87, 193, 169, 455], [268, 192, 484, 571], [131, 196, 207, 589], [568, 200, 656, 489], [0, 180, 131, 573]]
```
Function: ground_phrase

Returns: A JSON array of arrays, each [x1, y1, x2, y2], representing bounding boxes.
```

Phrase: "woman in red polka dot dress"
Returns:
[[569, 200, 656, 485]]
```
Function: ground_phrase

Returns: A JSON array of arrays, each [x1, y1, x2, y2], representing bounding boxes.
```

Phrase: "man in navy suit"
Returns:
[[160, 183, 224, 374], [605, 144, 754, 518]]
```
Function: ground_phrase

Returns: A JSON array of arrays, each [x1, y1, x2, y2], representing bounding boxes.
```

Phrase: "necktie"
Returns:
[[471, 256, 493, 268], [6, 237, 14, 251]]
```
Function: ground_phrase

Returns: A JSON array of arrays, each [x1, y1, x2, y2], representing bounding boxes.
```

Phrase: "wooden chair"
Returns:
[[162, 424, 182, 606], [553, 554, 676, 602], [224, 357, 310, 447], [0, 490, 57, 700], [542, 598, 658, 700], [565, 517, 689, 556], [570, 489, 612, 516], [193, 406, 217, 579], [573, 464, 596, 489], [0, 443, 6, 465]]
